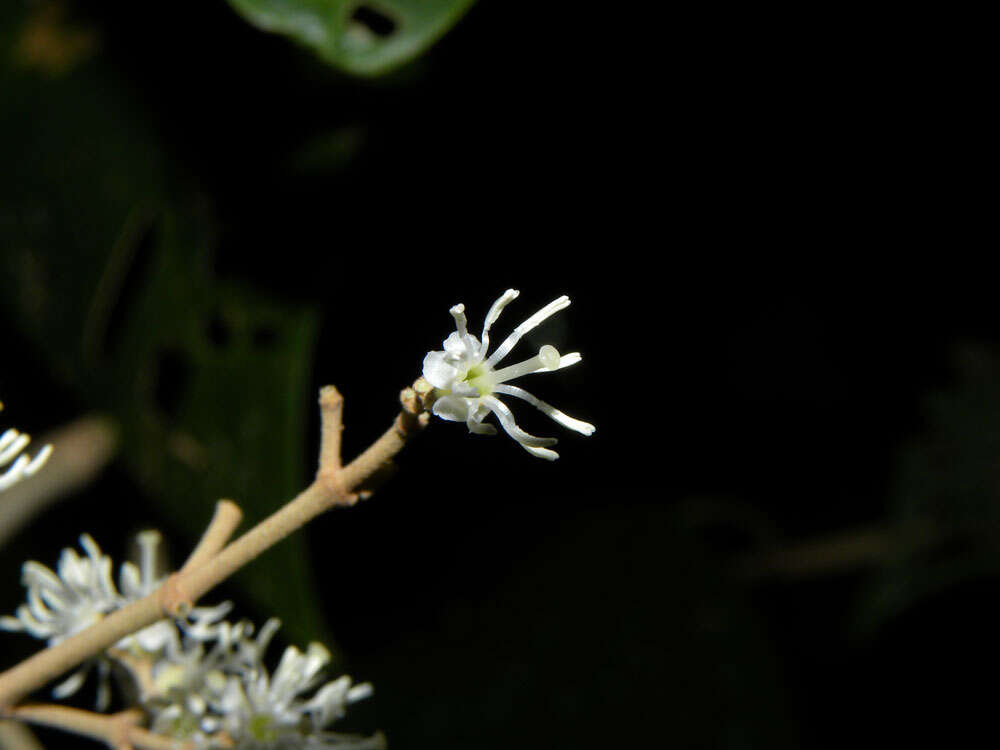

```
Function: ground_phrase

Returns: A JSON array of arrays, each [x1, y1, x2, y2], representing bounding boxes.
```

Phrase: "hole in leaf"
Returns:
[[350, 4, 398, 37], [252, 324, 279, 349], [206, 311, 232, 348], [153, 348, 191, 419]]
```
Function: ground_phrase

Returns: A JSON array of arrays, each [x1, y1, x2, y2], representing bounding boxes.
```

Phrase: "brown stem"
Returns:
[[3, 705, 184, 750]]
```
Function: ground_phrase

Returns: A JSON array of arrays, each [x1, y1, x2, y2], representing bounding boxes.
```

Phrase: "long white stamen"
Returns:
[[449, 304, 468, 338], [23, 444, 53, 475], [1, 425, 52, 489], [481, 396, 559, 461], [347, 683, 375, 703], [493, 385, 596, 436], [0, 432, 30, 466], [137, 531, 162, 591], [528, 352, 582, 374], [485, 296, 570, 368], [0, 428, 20, 454], [479, 289, 519, 357], [492, 345, 562, 385], [0, 455, 30, 491]]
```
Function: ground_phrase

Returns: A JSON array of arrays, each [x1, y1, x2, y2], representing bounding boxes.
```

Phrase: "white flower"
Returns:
[[0, 534, 119, 701], [147, 621, 246, 746], [0, 534, 118, 645], [0, 530, 234, 707], [422, 289, 595, 460], [210, 619, 377, 749], [117, 531, 232, 656], [0, 401, 52, 492]]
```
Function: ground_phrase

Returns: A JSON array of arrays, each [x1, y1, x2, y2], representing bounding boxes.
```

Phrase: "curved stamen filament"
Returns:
[[479, 289, 519, 358], [485, 296, 570, 369]]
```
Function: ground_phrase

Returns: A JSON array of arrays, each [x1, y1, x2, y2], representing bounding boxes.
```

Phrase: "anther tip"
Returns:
[[539, 345, 561, 370]]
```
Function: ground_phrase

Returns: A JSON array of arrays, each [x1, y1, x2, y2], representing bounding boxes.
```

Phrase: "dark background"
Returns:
[[0, 1, 991, 748]]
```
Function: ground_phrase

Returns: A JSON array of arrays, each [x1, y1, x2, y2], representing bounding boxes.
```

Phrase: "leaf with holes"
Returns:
[[227, 0, 477, 75], [0, 5, 328, 647]]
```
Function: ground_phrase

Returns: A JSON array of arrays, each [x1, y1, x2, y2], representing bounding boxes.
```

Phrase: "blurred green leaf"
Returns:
[[0, 8, 326, 646], [286, 125, 366, 173], [226, 0, 476, 75], [852, 343, 1000, 635]]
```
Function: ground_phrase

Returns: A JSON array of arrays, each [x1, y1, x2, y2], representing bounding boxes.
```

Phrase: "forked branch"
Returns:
[[0, 383, 429, 710]]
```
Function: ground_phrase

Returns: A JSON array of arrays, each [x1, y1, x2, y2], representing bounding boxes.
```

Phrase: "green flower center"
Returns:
[[462, 364, 493, 396], [249, 714, 279, 741]]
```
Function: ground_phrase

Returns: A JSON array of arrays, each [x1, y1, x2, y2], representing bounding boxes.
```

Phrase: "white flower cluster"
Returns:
[[422, 289, 595, 459], [1, 533, 380, 749], [0, 400, 52, 491]]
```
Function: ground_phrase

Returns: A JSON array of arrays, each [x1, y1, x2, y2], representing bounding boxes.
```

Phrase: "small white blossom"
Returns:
[[0, 400, 52, 492], [117, 531, 232, 656], [1, 531, 381, 748], [422, 289, 595, 459], [0, 531, 232, 706], [147, 620, 246, 747], [209, 619, 378, 749], [0, 534, 118, 645], [0, 534, 119, 701]]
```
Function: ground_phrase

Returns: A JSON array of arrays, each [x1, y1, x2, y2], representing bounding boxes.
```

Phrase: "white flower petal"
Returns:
[[421, 351, 458, 389], [450, 381, 479, 398], [443, 331, 480, 359], [432, 396, 471, 423]]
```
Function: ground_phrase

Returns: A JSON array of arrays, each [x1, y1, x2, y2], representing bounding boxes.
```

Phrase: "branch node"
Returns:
[[107, 709, 141, 750], [315, 467, 358, 506], [158, 573, 192, 619]]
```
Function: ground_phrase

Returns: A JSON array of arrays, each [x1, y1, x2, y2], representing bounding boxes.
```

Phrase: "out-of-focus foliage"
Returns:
[[346, 505, 799, 749], [854, 343, 1000, 634], [226, 0, 477, 75], [0, 1, 325, 646]]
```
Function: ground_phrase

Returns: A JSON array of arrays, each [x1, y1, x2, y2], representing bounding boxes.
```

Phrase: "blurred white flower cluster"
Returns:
[[1, 533, 380, 749], [422, 289, 595, 459], [0, 400, 52, 492]]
